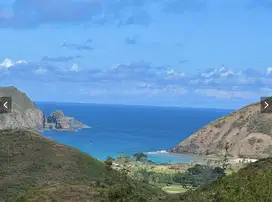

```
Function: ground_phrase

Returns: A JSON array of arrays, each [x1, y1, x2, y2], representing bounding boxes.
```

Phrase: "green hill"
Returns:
[[154, 157, 272, 202], [0, 129, 271, 202], [0, 129, 161, 202]]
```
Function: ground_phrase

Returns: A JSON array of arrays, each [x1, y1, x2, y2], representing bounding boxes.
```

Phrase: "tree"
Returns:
[[133, 152, 148, 162], [107, 167, 147, 202], [104, 156, 115, 171], [222, 142, 231, 170], [188, 164, 204, 175], [117, 153, 131, 164], [212, 167, 225, 178]]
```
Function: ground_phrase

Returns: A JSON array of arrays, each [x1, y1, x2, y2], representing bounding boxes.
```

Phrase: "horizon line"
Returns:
[[34, 100, 236, 111]]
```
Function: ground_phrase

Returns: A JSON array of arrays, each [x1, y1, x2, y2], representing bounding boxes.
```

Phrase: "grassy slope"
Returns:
[[0, 129, 161, 202], [155, 157, 272, 202]]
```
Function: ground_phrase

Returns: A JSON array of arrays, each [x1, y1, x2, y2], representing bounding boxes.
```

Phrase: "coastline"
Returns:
[[145, 150, 205, 164], [166, 151, 259, 166]]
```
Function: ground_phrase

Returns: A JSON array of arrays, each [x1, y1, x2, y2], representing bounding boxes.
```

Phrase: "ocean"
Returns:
[[36, 102, 232, 163]]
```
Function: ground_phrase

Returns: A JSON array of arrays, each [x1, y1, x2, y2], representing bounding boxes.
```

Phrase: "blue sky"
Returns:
[[0, 0, 272, 109]]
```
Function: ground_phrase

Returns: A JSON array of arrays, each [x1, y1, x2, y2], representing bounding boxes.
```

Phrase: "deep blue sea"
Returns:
[[36, 102, 232, 163]]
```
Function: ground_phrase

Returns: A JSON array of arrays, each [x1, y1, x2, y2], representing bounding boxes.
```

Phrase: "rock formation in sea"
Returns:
[[45, 110, 90, 131]]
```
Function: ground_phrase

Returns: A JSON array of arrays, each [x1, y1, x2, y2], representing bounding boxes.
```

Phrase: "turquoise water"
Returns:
[[37, 102, 232, 163]]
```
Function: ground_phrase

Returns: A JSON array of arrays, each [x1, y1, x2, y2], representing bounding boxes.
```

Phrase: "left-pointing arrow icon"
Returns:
[[264, 101, 269, 109], [0, 97, 12, 113], [3, 101, 8, 109]]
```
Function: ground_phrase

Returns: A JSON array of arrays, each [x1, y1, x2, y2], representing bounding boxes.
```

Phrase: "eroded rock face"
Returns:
[[169, 102, 272, 159], [0, 86, 45, 130], [0, 109, 44, 130]]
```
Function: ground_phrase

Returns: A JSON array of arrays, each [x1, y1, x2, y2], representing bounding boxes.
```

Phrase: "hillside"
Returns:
[[0, 86, 36, 112], [154, 157, 272, 202], [169, 102, 272, 159], [0, 129, 161, 202], [0, 86, 44, 130]]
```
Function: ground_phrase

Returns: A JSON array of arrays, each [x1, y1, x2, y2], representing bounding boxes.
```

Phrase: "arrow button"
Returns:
[[3, 101, 8, 109], [264, 101, 269, 109], [0, 97, 12, 113], [261, 97, 272, 113]]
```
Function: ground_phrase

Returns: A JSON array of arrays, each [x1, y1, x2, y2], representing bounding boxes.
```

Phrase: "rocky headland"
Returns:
[[0, 86, 89, 131], [169, 102, 272, 159]]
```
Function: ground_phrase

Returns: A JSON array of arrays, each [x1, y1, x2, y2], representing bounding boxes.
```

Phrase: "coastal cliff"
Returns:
[[0, 86, 89, 131], [0, 86, 44, 130], [169, 102, 272, 159]]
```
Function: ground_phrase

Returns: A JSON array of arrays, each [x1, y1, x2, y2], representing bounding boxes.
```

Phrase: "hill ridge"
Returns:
[[169, 101, 272, 159]]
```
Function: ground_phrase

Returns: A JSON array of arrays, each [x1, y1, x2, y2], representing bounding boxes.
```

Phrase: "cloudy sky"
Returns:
[[0, 0, 272, 109]]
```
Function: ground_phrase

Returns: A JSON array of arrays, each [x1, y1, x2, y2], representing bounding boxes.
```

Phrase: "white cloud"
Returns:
[[201, 70, 215, 78], [165, 69, 186, 78], [267, 67, 272, 75], [201, 66, 235, 78], [70, 63, 80, 72], [1, 58, 271, 102], [220, 67, 234, 77], [16, 60, 27, 64], [0, 58, 27, 68], [0, 58, 14, 68]]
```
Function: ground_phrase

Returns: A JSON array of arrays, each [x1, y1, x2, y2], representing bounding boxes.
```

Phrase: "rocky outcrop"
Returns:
[[0, 86, 44, 130], [169, 102, 272, 159], [45, 110, 90, 131], [0, 86, 89, 131]]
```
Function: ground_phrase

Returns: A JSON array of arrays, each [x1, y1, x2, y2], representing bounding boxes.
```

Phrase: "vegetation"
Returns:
[[116, 153, 131, 164], [222, 142, 231, 170], [161, 185, 188, 194], [106, 168, 160, 202], [152, 157, 272, 202], [1, 129, 271, 202], [0, 129, 162, 202], [133, 152, 148, 162], [104, 156, 115, 170], [111, 153, 226, 191]]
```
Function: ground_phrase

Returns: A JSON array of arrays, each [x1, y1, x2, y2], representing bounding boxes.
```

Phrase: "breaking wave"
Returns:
[[145, 150, 168, 155]]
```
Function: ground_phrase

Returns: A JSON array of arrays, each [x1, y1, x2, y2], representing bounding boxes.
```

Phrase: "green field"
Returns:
[[161, 185, 189, 194]]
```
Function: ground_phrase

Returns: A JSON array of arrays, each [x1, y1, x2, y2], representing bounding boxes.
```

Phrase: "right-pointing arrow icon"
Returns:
[[264, 101, 269, 109]]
